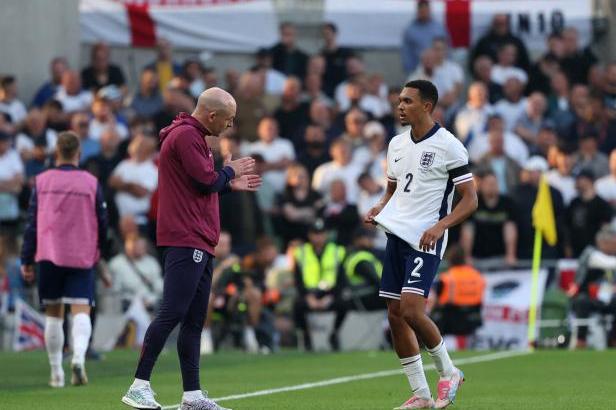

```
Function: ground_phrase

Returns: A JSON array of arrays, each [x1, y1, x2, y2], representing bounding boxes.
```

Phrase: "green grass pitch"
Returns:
[[0, 349, 613, 409]]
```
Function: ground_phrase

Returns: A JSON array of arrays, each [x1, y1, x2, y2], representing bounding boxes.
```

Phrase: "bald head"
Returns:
[[193, 87, 237, 136]]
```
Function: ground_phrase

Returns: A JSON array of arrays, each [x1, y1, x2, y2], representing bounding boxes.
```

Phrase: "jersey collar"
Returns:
[[410, 122, 440, 144]]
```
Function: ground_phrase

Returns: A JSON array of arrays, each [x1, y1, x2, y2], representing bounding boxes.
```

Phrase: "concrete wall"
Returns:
[[0, 0, 80, 104]]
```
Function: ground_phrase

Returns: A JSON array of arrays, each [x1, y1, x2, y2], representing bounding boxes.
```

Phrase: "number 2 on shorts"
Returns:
[[410, 257, 423, 277]]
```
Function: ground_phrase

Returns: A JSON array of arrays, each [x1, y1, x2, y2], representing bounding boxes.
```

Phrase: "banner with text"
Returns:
[[324, 0, 592, 51], [472, 269, 548, 350]]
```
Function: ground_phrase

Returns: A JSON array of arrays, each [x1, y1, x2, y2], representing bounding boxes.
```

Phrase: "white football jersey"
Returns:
[[373, 124, 473, 258]]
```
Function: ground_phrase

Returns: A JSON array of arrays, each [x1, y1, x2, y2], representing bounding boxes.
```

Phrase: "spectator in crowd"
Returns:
[[307, 99, 338, 142], [546, 143, 577, 206], [343, 228, 383, 310], [42, 99, 68, 132], [460, 169, 518, 265], [55, 70, 93, 114], [322, 179, 359, 246], [472, 55, 503, 104], [454, 82, 493, 144], [277, 163, 324, 247], [255, 48, 287, 97], [152, 84, 195, 133], [603, 62, 616, 119], [32, 57, 69, 107], [514, 92, 548, 148], [241, 116, 295, 193], [320, 22, 355, 97], [595, 150, 616, 208], [357, 172, 384, 220], [0, 132, 24, 234], [108, 134, 158, 228], [270, 22, 308, 80], [494, 77, 527, 132], [146, 38, 182, 92], [576, 132, 610, 179], [0, 76, 27, 125], [565, 169, 613, 258], [312, 138, 362, 204], [468, 114, 528, 168], [407, 48, 439, 89], [401, 0, 448, 75], [513, 156, 566, 259], [293, 219, 347, 351], [218, 136, 264, 252], [15, 109, 57, 161], [352, 120, 387, 179], [183, 59, 205, 98], [297, 124, 330, 176], [569, 226, 616, 348], [527, 54, 560, 96], [69, 112, 100, 165], [109, 233, 162, 311], [81, 42, 126, 92], [274, 77, 310, 143], [560, 27, 597, 86], [89, 96, 129, 142], [0, 233, 24, 312], [547, 70, 571, 117], [339, 108, 367, 151], [23, 139, 49, 187], [130, 68, 164, 120], [84, 127, 122, 196], [432, 37, 464, 111], [532, 120, 558, 158], [234, 71, 267, 142], [430, 245, 485, 345], [301, 72, 331, 106], [490, 43, 529, 86], [469, 13, 530, 72]]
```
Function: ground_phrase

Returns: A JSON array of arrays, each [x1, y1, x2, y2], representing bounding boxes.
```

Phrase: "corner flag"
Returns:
[[528, 175, 557, 348]]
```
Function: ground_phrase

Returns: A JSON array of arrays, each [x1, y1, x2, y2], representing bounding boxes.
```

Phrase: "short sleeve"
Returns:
[[446, 137, 472, 186]]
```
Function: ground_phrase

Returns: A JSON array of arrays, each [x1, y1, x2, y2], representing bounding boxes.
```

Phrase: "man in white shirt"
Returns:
[[494, 77, 527, 132], [453, 82, 494, 144], [468, 114, 528, 167], [432, 38, 464, 110], [491, 43, 528, 86], [55, 71, 93, 114], [241, 116, 295, 193], [0, 76, 27, 124], [109, 134, 158, 226], [595, 150, 616, 207], [0, 132, 24, 229], [88, 96, 129, 141], [312, 138, 362, 204], [546, 144, 577, 206], [366, 80, 477, 409]]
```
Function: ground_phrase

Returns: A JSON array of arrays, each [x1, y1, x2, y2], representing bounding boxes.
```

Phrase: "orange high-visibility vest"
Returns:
[[438, 265, 486, 306]]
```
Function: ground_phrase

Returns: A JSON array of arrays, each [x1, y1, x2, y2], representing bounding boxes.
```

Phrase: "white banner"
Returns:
[[472, 269, 548, 350], [324, 0, 592, 51], [80, 0, 278, 52]]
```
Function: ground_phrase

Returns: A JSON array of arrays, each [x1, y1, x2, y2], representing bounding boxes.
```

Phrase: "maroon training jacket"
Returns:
[[156, 113, 230, 255]]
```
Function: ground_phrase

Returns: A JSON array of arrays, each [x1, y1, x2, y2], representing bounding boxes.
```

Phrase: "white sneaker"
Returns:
[[49, 371, 65, 388], [179, 392, 231, 410], [122, 384, 162, 410], [200, 329, 214, 355], [243, 327, 259, 353]]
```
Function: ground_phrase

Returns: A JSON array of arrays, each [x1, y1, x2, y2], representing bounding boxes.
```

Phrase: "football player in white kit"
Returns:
[[365, 80, 478, 409]]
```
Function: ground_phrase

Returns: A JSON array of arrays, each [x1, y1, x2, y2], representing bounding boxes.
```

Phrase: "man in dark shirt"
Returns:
[[320, 22, 355, 97], [270, 22, 308, 80], [461, 169, 518, 265], [81, 43, 126, 92], [566, 169, 613, 257], [274, 77, 310, 140]]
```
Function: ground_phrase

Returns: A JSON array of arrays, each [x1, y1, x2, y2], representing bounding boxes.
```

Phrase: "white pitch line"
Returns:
[[161, 350, 530, 409]]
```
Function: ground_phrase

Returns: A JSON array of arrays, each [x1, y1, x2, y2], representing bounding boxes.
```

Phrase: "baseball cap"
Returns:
[[363, 121, 386, 139], [97, 85, 122, 102], [309, 218, 327, 233], [575, 168, 595, 181], [523, 156, 549, 172]]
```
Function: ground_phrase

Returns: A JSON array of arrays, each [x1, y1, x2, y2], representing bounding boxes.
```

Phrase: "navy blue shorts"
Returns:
[[379, 233, 441, 299], [38, 261, 95, 306]]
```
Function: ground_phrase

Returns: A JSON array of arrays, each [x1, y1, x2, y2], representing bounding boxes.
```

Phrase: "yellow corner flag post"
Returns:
[[529, 174, 558, 350]]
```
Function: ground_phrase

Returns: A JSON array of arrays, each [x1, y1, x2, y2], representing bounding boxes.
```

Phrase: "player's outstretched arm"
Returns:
[[419, 180, 478, 252], [364, 179, 397, 224]]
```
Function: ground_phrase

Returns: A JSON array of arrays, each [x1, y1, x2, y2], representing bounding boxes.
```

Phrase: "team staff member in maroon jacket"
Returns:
[[122, 87, 261, 410]]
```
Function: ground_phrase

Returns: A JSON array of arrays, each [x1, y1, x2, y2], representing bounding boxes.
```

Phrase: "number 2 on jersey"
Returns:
[[404, 173, 413, 192], [410, 257, 423, 277]]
